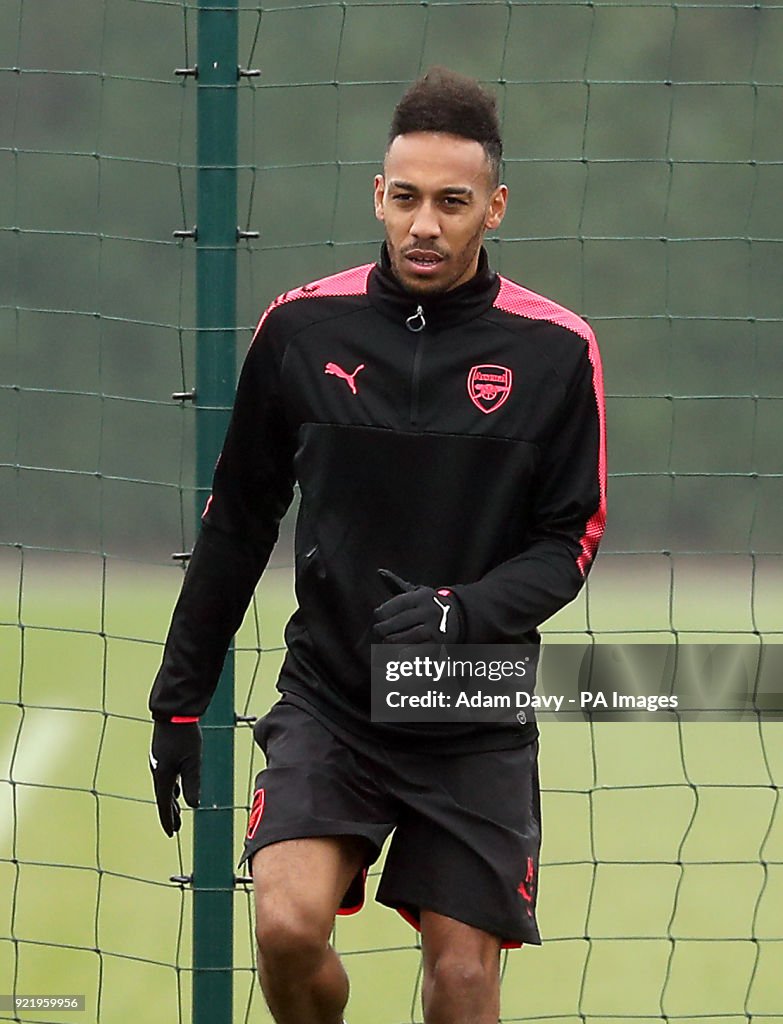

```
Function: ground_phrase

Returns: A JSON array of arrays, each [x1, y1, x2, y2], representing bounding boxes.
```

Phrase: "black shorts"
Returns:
[[241, 699, 542, 947]]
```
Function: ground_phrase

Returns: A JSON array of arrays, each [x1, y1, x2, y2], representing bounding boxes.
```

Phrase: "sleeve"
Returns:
[[148, 312, 297, 721], [451, 329, 606, 642]]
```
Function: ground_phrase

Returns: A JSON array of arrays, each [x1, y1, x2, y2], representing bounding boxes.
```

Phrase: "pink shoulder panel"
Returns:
[[251, 263, 374, 344], [494, 276, 594, 343]]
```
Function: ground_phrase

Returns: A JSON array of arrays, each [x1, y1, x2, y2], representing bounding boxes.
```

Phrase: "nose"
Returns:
[[409, 201, 441, 241]]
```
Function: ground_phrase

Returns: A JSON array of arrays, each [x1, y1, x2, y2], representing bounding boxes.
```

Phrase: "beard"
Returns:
[[386, 220, 486, 295]]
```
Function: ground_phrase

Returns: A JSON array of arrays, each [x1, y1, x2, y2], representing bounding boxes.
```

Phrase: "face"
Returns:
[[374, 132, 508, 296]]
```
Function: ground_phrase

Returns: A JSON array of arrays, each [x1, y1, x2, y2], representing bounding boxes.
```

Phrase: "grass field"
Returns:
[[1, 550, 781, 1024]]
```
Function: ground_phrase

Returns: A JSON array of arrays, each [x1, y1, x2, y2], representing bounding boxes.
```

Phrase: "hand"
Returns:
[[373, 569, 464, 644], [149, 720, 202, 837]]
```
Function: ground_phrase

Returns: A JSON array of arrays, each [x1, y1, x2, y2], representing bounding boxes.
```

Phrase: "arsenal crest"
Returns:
[[467, 364, 513, 415]]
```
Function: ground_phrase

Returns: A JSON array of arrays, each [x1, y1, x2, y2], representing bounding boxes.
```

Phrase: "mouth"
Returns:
[[404, 249, 446, 273]]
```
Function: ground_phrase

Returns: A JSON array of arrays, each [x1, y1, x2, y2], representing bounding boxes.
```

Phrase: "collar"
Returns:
[[367, 243, 501, 332]]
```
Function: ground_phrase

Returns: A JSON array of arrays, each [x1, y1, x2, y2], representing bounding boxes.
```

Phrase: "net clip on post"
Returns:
[[171, 388, 196, 402], [237, 228, 260, 241], [173, 227, 197, 241], [171, 551, 192, 564], [174, 66, 198, 79], [169, 874, 193, 887], [238, 68, 261, 80]]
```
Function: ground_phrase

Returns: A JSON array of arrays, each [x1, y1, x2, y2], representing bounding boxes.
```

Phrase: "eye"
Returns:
[[391, 193, 413, 203], [443, 196, 468, 208]]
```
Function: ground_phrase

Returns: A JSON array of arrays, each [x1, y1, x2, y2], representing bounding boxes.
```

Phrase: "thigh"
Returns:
[[420, 909, 502, 967], [377, 740, 542, 947], [252, 835, 370, 935]]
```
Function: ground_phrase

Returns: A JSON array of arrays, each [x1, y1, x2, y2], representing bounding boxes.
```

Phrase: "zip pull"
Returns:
[[405, 305, 426, 333]]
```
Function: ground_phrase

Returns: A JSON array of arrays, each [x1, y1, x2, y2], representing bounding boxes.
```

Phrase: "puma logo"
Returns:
[[324, 362, 365, 395]]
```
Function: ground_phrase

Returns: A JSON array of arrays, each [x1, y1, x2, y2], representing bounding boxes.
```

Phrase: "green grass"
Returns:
[[1, 552, 781, 1024]]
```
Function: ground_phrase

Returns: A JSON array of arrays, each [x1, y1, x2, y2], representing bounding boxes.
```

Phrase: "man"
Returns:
[[149, 67, 606, 1024]]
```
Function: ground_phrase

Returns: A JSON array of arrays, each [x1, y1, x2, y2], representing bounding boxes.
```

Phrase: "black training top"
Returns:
[[149, 246, 607, 752]]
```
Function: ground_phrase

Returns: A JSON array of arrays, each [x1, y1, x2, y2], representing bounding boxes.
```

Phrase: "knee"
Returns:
[[255, 907, 331, 977], [425, 952, 497, 1001]]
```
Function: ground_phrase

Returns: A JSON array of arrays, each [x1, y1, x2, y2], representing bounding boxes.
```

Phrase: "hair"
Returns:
[[387, 67, 503, 186]]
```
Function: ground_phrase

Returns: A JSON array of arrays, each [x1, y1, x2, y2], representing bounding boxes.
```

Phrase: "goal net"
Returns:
[[1, 1, 781, 1022]]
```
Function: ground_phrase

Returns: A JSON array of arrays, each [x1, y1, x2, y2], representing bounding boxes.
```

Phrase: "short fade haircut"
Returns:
[[387, 67, 503, 186]]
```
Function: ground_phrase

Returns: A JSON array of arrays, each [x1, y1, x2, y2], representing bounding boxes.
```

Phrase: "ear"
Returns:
[[485, 184, 508, 231], [373, 174, 386, 222]]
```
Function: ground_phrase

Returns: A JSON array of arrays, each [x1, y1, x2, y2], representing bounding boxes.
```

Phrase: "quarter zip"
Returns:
[[408, 305, 427, 427], [405, 304, 426, 333]]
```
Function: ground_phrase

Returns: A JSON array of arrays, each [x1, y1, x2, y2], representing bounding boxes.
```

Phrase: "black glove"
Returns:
[[149, 720, 202, 837], [373, 569, 464, 644]]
